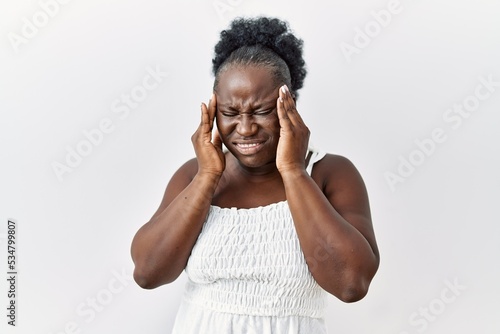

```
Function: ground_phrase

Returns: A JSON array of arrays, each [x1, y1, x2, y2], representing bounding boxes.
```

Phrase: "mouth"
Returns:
[[233, 141, 265, 155]]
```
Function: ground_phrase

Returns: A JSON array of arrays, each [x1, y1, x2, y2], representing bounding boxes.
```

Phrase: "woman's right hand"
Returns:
[[191, 94, 225, 178], [132, 94, 224, 289]]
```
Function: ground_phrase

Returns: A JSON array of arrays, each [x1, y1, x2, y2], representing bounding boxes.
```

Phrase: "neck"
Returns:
[[228, 154, 282, 182]]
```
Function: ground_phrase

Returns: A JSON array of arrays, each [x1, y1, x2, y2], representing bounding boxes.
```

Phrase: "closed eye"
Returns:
[[218, 107, 275, 117], [254, 108, 275, 116], [219, 110, 239, 117]]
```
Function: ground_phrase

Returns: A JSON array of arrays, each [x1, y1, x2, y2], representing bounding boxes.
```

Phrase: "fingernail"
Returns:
[[281, 85, 287, 94]]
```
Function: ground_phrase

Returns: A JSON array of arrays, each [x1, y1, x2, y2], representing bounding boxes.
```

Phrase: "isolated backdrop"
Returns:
[[1, 0, 499, 333]]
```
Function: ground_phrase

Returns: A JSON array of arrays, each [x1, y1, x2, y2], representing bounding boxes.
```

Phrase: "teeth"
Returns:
[[237, 143, 260, 148]]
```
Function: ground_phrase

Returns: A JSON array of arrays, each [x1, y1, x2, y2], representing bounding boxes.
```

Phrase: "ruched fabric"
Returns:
[[171, 148, 328, 334]]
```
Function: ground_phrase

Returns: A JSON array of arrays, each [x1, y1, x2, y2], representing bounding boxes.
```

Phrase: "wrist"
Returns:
[[194, 171, 222, 187], [279, 166, 309, 181]]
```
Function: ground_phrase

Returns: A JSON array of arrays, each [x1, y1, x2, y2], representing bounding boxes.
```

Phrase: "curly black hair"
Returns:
[[212, 17, 307, 97]]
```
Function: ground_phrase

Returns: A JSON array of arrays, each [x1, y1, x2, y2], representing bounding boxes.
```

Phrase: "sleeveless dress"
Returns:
[[171, 148, 328, 334]]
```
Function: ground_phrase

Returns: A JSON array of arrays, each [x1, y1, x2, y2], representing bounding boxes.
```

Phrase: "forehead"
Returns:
[[215, 65, 279, 106]]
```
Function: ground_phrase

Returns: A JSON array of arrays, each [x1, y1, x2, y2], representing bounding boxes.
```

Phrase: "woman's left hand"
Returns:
[[276, 85, 310, 175]]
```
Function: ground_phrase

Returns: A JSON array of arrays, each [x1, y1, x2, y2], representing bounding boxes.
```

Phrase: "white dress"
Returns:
[[171, 149, 328, 334]]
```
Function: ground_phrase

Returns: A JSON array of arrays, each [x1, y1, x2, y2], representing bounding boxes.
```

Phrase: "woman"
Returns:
[[131, 17, 379, 333]]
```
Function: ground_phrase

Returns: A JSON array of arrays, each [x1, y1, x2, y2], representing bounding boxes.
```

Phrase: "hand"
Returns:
[[191, 94, 225, 178], [276, 85, 310, 175]]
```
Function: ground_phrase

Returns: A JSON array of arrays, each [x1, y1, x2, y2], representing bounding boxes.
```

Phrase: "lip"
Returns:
[[232, 140, 266, 155]]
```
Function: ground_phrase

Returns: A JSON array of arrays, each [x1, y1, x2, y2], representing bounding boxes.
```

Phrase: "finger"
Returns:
[[277, 95, 292, 130], [212, 127, 223, 150], [208, 93, 217, 128], [280, 85, 303, 125], [200, 102, 213, 136], [200, 102, 208, 124]]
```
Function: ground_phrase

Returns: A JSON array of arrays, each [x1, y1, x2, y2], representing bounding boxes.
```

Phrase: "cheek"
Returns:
[[215, 115, 233, 137], [265, 115, 281, 136]]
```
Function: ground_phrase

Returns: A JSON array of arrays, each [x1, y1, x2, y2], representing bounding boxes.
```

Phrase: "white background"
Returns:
[[1, 0, 499, 333]]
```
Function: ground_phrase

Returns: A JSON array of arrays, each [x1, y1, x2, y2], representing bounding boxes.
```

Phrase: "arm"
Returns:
[[276, 85, 379, 302], [130, 94, 225, 289]]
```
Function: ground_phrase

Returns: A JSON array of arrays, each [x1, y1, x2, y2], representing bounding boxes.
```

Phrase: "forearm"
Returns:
[[131, 173, 219, 288], [282, 170, 379, 301]]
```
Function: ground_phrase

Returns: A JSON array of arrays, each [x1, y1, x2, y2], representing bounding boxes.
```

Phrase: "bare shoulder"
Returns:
[[312, 153, 370, 214], [313, 153, 377, 258], [312, 154, 366, 189], [148, 157, 199, 223], [173, 157, 199, 181], [313, 153, 358, 171], [165, 157, 199, 197]]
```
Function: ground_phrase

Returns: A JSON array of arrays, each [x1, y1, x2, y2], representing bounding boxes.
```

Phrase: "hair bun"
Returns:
[[212, 17, 307, 93]]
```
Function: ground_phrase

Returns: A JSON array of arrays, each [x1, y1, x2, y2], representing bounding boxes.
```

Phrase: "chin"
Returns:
[[232, 150, 277, 170]]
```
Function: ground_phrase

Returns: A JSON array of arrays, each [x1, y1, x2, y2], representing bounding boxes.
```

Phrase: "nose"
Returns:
[[236, 115, 258, 137]]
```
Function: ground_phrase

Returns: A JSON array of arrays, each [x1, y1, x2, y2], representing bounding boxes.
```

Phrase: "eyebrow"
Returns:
[[218, 100, 277, 110]]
